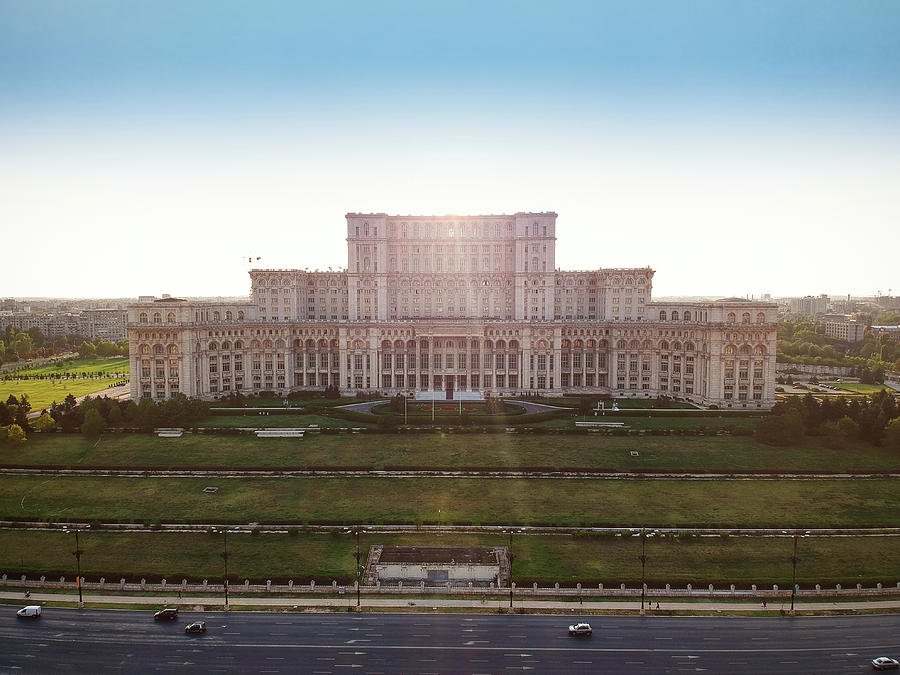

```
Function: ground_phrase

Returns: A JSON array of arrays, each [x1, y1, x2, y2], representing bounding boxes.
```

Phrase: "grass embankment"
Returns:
[[1, 529, 896, 587], [198, 414, 362, 429], [1, 475, 897, 528], [8, 433, 900, 473], [537, 397, 698, 409], [825, 382, 893, 395], [0, 379, 125, 410], [9, 357, 129, 377], [529, 416, 760, 431]]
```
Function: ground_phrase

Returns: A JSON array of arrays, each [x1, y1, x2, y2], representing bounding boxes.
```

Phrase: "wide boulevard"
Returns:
[[1, 609, 898, 673]]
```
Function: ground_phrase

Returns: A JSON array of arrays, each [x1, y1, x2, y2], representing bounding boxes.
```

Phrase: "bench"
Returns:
[[575, 421, 626, 428], [155, 428, 184, 438]]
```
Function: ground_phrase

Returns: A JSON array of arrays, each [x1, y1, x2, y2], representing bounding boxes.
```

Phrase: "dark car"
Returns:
[[185, 621, 207, 634], [154, 608, 178, 621]]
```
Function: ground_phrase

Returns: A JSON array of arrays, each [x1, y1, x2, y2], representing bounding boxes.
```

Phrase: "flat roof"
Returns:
[[378, 546, 499, 565]]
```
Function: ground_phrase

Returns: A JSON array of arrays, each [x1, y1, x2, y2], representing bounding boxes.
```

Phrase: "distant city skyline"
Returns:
[[1, 1, 898, 298]]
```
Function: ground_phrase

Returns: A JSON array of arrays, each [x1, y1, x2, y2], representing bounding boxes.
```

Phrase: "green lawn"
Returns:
[[9, 433, 900, 473], [0, 378, 125, 410], [9, 357, 129, 377], [529, 397, 698, 409], [530, 415, 760, 431], [1, 475, 897, 528], [825, 382, 892, 394], [1, 529, 895, 587], [199, 414, 367, 429]]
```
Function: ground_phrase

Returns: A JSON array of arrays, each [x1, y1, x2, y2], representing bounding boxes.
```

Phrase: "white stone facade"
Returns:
[[127, 212, 777, 408]]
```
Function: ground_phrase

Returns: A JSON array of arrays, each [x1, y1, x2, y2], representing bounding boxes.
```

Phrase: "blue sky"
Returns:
[[1, 0, 898, 298]]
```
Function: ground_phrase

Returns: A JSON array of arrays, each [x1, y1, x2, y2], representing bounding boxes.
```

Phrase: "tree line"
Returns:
[[0, 393, 210, 443], [0, 324, 128, 365], [776, 320, 900, 377], [756, 391, 900, 450]]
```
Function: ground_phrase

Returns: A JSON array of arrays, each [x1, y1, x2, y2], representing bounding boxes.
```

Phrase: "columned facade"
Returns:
[[127, 212, 778, 409]]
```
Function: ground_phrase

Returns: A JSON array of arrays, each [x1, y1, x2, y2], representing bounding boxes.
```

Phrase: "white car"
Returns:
[[872, 657, 899, 670], [568, 622, 592, 636]]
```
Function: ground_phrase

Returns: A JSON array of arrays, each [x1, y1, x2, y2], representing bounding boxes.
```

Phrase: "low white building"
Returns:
[[364, 545, 508, 588]]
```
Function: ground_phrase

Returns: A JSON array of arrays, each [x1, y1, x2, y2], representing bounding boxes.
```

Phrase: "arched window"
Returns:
[[683, 311, 691, 321], [140, 344, 150, 354], [234, 340, 243, 349], [616, 339, 626, 349], [225, 311, 233, 320], [671, 311, 679, 321], [208, 342, 218, 351], [754, 344, 767, 355], [727, 312, 736, 323], [659, 311, 666, 321], [153, 344, 164, 355], [213, 311, 220, 321], [724, 344, 736, 355], [237, 311, 244, 320], [673, 341, 682, 351], [742, 312, 751, 324], [168, 344, 178, 354], [685, 342, 695, 352], [756, 312, 765, 324], [153, 312, 161, 324], [139, 312, 148, 324]]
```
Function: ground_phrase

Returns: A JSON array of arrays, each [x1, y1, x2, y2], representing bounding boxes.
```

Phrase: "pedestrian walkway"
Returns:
[[3, 591, 898, 614]]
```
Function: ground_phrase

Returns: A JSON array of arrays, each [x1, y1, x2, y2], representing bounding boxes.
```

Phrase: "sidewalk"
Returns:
[[4, 591, 900, 614]]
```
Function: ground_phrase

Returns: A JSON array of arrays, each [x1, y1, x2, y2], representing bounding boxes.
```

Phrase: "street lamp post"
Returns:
[[790, 536, 799, 615], [355, 528, 361, 608], [221, 530, 229, 608], [72, 528, 84, 608], [508, 529, 513, 609], [639, 529, 647, 615]]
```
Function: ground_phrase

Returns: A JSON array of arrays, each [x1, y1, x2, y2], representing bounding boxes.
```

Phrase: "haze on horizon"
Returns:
[[1, 1, 898, 300]]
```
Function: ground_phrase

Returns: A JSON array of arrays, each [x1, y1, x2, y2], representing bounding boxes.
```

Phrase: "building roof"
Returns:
[[378, 546, 499, 565]]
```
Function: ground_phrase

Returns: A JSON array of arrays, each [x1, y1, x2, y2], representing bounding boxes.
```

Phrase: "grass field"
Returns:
[[825, 382, 893, 394], [1, 475, 897, 528], [535, 397, 697, 409], [0, 529, 895, 587], [8, 433, 900, 473], [200, 414, 368, 429], [9, 357, 129, 377], [0, 378, 125, 410], [529, 415, 760, 431]]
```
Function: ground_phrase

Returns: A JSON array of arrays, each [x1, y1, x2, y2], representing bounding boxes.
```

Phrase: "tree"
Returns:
[[107, 405, 123, 426], [755, 412, 804, 446], [884, 418, 900, 451], [81, 408, 106, 439], [34, 412, 57, 433], [6, 424, 26, 443], [78, 340, 97, 358], [577, 398, 594, 416]]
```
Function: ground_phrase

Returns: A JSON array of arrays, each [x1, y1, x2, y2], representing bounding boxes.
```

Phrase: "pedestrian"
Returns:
[[24, 590, 30, 598], [178, 590, 182, 599], [762, 600, 766, 608], [655, 602, 659, 610]]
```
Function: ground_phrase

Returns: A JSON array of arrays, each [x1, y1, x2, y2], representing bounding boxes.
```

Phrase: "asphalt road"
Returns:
[[2, 609, 898, 673]]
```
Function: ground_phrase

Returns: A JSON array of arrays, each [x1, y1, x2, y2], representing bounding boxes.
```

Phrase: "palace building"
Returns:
[[127, 212, 777, 408]]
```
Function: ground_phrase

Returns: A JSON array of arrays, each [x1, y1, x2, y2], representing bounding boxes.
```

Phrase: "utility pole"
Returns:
[[790, 536, 798, 616], [355, 528, 361, 608], [639, 529, 647, 615], [72, 529, 84, 608], [221, 530, 229, 608], [404, 394, 408, 426], [508, 529, 513, 609]]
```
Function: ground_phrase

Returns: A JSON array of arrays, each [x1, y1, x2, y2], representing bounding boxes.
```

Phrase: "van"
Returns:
[[17, 605, 41, 619]]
